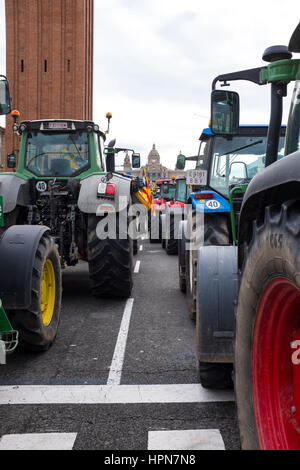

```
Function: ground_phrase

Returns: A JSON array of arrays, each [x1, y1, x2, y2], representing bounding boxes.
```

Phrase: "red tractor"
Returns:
[[161, 176, 188, 254], [149, 178, 177, 242]]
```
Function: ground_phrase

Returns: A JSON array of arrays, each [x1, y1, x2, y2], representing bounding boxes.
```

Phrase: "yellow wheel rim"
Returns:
[[41, 259, 56, 327]]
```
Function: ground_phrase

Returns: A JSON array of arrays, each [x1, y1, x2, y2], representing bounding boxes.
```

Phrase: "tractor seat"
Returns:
[[50, 158, 72, 176]]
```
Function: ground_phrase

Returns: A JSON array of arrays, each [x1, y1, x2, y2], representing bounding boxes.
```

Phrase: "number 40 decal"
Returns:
[[206, 200, 221, 210]]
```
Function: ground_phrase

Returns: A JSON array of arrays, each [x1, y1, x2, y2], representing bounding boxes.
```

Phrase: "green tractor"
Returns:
[[0, 113, 142, 351], [210, 23, 300, 449], [0, 76, 19, 361]]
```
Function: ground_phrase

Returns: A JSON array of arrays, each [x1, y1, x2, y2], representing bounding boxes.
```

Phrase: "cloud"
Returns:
[[0, 0, 299, 167]]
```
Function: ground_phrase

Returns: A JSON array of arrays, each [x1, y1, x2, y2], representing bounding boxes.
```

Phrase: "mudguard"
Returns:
[[190, 191, 230, 213], [196, 245, 238, 363], [78, 173, 132, 214], [0, 175, 30, 213], [238, 149, 300, 260], [0, 225, 50, 309]]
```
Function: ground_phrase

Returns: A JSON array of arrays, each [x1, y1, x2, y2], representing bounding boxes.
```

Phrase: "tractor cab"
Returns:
[[152, 178, 176, 209], [8, 119, 106, 178], [7, 117, 141, 179], [166, 176, 191, 209]]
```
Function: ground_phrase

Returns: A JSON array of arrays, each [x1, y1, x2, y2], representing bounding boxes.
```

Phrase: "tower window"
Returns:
[[21, 60, 24, 72], [44, 60, 47, 72], [67, 59, 71, 72]]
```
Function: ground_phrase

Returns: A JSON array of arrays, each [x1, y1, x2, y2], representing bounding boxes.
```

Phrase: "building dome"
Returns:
[[148, 143, 160, 164]]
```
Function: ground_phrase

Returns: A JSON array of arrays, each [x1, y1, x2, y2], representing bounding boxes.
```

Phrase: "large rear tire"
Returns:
[[149, 211, 162, 243], [236, 200, 300, 449], [8, 233, 62, 351], [165, 213, 178, 255], [186, 211, 231, 388], [88, 213, 133, 298], [186, 212, 229, 320]]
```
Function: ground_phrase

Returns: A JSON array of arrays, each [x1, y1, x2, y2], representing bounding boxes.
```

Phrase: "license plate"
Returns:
[[48, 122, 68, 129], [186, 170, 207, 186]]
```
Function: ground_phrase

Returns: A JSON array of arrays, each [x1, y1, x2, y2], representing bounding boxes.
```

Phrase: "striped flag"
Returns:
[[142, 169, 155, 215]]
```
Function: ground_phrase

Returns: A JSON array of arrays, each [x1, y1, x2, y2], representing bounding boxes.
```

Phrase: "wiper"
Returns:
[[220, 140, 263, 158], [27, 152, 48, 166]]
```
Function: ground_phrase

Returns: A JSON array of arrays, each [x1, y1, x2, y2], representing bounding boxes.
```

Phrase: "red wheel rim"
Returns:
[[253, 277, 300, 449]]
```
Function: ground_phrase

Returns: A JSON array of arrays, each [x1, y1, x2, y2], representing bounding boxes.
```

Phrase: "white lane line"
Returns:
[[148, 429, 225, 451], [0, 384, 234, 405], [139, 245, 143, 251], [134, 260, 141, 273], [0, 433, 77, 450], [107, 298, 134, 386]]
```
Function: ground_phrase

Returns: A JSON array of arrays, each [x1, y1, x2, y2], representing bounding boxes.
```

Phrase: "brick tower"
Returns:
[[5, 0, 94, 166]]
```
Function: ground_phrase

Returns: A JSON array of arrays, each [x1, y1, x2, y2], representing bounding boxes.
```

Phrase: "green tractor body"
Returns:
[[0, 75, 19, 360], [0, 117, 142, 352], [209, 24, 300, 449]]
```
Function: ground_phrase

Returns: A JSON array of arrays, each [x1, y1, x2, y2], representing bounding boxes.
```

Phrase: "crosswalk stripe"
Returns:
[[0, 384, 234, 405], [148, 429, 225, 450], [0, 433, 77, 450]]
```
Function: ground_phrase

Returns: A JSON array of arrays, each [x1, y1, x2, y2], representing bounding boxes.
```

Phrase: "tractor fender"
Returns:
[[78, 174, 132, 214], [0, 175, 30, 213], [196, 245, 238, 363], [190, 191, 231, 213], [0, 225, 50, 309], [238, 149, 300, 267]]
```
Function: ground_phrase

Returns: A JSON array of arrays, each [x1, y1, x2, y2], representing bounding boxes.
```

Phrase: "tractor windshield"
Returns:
[[25, 131, 90, 177], [159, 182, 176, 201], [285, 79, 300, 156], [176, 179, 192, 203], [209, 134, 285, 197]]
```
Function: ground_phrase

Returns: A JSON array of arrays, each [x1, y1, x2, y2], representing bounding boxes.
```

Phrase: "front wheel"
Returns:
[[8, 233, 62, 351], [236, 200, 300, 450]]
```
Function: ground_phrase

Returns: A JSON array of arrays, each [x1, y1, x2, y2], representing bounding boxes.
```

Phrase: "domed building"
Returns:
[[124, 143, 185, 185], [142, 144, 168, 184]]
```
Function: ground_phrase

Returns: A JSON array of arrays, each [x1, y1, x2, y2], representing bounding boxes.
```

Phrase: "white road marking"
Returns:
[[139, 245, 143, 251], [0, 340, 6, 364], [0, 384, 234, 405], [107, 298, 134, 386], [134, 260, 141, 273], [148, 429, 225, 450], [0, 433, 77, 450]]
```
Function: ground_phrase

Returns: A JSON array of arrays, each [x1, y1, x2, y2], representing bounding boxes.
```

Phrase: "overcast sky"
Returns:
[[0, 0, 299, 169]]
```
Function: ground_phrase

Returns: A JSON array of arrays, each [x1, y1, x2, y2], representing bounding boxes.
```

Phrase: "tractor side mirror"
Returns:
[[176, 154, 186, 170], [132, 153, 140, 169], [7, 152, 16, 169], [104, 139, 116, 172], [105, 152, 115, 172], [211, 89, 239, 135], [0, 76, 11, 115]]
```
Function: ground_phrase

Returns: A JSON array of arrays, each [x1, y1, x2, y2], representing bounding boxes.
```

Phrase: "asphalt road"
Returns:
[[0, 236, 241, 451]]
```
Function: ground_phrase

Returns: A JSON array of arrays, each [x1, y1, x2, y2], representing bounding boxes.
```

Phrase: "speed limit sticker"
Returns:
[[206, 200, 220, 210], [36, 181, 47, 192]]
